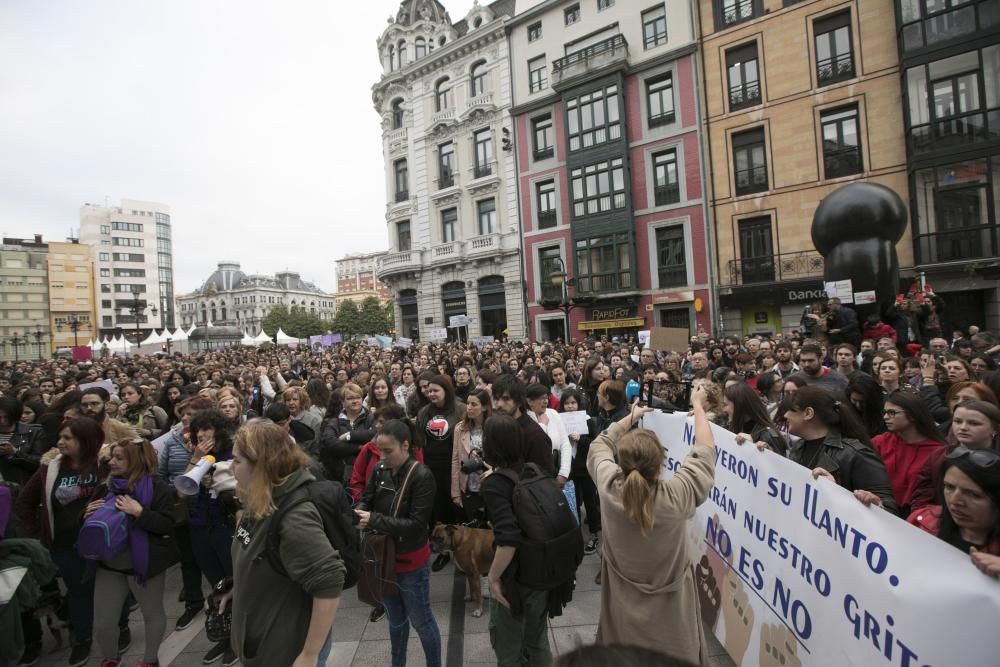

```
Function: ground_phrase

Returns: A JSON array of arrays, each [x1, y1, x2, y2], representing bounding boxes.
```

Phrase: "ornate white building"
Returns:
[[372, 0, 524, 341], [175, 262, 336, 332]]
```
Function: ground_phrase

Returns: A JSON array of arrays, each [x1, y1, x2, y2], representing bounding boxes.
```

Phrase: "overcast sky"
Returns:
[[0, 0, 480, 294]]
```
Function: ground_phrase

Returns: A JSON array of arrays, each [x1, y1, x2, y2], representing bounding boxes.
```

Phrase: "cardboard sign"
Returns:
[[449, 314, 472, 328], [649, 327, 689, 353], [428, 328, 448, 342]]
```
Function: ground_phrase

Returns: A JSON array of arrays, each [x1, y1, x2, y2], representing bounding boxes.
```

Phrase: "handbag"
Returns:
[[356, 461, 418, 607], [205, 577, 233, 643]]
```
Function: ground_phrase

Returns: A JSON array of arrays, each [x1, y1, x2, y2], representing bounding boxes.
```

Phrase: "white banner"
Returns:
[[449, 314, 472, 327], [396, 337, 412, 349], [642, 411, 1000, 667], [428, 328, 448, 342]]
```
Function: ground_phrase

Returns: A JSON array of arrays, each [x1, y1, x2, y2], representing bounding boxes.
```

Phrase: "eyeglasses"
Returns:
[[882, 409, 903, 417], [946, 446, 1000, 469]]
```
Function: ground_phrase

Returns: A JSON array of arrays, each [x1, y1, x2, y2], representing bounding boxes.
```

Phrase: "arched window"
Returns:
[[415, 37, 426, 60], [388, 44, 396, 71], [470, 60, 488, 96], [435, 77, 451, 111], [391, 99, 404, 129], [398, 40, 408, 67]]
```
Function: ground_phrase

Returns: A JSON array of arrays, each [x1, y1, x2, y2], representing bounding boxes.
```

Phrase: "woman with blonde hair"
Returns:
[[223, 420, 346, 667], [282, 386, 322, 434], [586, 385, 717, 666]]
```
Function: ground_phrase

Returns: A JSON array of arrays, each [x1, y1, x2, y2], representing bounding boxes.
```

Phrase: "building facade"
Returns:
[[47, 240, 99, 351], [510, 0, 712, 342], [894, 0, 1000, 331], [697, 0, 911, 336], [78, 199, 175, 339], [335, 251, 392, 305], [372, 0, 525, 342], [0, 236, 50, 361], [176, 262, 336, 332]]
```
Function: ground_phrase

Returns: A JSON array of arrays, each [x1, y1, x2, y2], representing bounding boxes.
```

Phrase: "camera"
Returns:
[[461, 456, 485, 475]]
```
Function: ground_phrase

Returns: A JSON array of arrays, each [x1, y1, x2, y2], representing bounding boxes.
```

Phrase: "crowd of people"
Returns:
[[1, 297, 999, 667]]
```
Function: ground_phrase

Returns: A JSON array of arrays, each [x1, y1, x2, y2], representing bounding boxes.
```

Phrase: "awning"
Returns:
[[577, 317, 646, 331]]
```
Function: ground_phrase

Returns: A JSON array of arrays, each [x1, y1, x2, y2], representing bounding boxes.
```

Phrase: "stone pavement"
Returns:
[[32, 554, 736, 666]]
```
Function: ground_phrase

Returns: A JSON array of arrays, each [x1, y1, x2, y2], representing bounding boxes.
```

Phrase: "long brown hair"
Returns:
[[234, 420, 310, 519], [109, 438, 159, 490], [612, 429, 664, 536]]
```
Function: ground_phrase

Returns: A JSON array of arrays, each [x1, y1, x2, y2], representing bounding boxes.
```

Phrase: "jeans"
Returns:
[[489, 586, 552, 667], [381, 563, 441, 667], [189, 523, 234, 586]]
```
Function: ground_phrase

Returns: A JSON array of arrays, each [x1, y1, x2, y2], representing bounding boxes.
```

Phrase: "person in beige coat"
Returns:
[[586, 386, 717, 667]]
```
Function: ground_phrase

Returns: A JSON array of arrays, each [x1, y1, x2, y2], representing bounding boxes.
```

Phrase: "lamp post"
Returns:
[[122, 288, 158, 344], [8, 333, 27, 362], [31, 326, 46, 359], [57, 313, 87, 347]]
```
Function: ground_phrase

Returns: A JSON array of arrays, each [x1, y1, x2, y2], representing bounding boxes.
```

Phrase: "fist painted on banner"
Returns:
[[759, 623, 802, 667], [722, 566, 754, 662]]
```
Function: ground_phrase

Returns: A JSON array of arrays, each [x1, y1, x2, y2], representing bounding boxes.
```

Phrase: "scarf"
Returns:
[[109, 475, 154, 583]]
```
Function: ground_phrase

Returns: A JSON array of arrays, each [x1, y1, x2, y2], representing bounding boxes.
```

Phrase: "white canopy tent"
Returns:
[[241, 331, 257, 346], [275, 328, 297, 346], [253, 330, 272, 345]]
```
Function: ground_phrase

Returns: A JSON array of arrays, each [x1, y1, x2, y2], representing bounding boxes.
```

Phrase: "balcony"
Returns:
[[552, 34, 628, 91], [654, 183, 680, 206], [915, 225, 1000, 266], [900, 0, 1000, 53], [376, 250, 423, 280], [824, 146, 863, 179], [430, 109, 455, 127], [575, 270, 635, 294], [723, 250, 824, 287], [909, 108, 1000, 158], [465, 93, 494, 114], [816, 52, 855, 86], [432, 241, 463, 266], [394, 189, 409, 203], [729, 81, 761, 110], [734, 165, 768, 196], [386, 127, 407, 143], [473, 162, 493, 179], [721, 0, 756, 28]]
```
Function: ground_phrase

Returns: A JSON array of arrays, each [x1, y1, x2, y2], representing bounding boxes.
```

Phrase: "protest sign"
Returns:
[[449, 314, 472, 327], [641, 411, 1000, 667], [428, 328, 448, 342], [397, 337, 413, 349], [78, 379, 117, 396], [558, 410, 590, 435], [649, 326, 689, 353], [473, 336, 494, 348]]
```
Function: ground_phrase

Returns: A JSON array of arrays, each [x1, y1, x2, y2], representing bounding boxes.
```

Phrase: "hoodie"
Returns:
[[871, 431, 946, 516]]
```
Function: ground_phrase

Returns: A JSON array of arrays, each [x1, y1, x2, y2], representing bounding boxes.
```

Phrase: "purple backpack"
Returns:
[[77, 495, 129, 561]]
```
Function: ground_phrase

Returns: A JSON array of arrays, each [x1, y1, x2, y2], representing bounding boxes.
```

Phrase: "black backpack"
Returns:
[[498, 463, 584, 590], [265, 480, 361, 589]]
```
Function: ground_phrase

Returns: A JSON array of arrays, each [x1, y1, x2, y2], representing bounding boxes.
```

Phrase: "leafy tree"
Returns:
[[261, 305, 328, 339], [333, 299, 362, 337], [358, 296, 393, 335]]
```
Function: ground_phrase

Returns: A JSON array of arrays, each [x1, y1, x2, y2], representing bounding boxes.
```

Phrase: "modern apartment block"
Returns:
[[697, 0, 911, 336], [894, 0, 1000, 330], [0, 235, 50, 361], [335, 251, 392, 306], [47, 240, 99, 351], [510, 0, 712, 341], [372, 0, 525, 341], [79, 199, 175, 339]]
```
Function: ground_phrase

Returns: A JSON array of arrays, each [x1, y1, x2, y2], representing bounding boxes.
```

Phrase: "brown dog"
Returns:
[[431, 523, 495, 617]]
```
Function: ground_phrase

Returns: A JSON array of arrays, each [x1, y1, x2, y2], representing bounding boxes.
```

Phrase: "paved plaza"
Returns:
[[30, 552, 736, 666]]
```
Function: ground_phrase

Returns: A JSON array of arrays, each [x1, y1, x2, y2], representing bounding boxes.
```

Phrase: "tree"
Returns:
[[261, 305, 328, 339], [332, 300, 362, 337], [358, 296, 393, 335]]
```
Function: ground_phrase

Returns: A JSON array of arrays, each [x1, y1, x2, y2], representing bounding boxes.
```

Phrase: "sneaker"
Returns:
[[176, 605, 202, 631], [584, 535, 599, 555], [117, 626, 132, 654], [431, 553, 451, 572], [222, 647, 239, 667], [16, 643, 40, 667], [368, 605, 385, 622], [202, 643, 226, 665], [68, 643, 91, 667]]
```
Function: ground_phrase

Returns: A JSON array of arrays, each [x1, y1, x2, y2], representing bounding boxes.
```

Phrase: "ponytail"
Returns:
[[622, 469, 656, 535], [614, 430, 664, 536]]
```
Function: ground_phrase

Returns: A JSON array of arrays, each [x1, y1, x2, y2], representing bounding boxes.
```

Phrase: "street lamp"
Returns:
[[7, 333, 27, 362], [57, 314, 88, 347], [31, 326, 47, 359], [122, 288, 158, 343]]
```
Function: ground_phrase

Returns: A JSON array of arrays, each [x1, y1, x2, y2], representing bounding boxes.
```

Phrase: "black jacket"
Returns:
[[516, 413, 556, 476], [788, 430, 898, 515], [828, 306, 861, 346], [89, 477, 180, 578], [317, 410, 376, 482], [0, 423, 46, 485], [568, 417, 597, 478], [359, 458, 435, 555]]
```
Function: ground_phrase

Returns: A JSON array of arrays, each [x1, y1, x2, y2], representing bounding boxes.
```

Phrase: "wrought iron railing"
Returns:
[[729, 81, 761, 109], [734, 165, 768, 195], [817, 52, 855, 85], [654, 184, 680, 206], [553, 34, 627, 74], [724, 250, 824, 286], [722, 0, 756, 26]]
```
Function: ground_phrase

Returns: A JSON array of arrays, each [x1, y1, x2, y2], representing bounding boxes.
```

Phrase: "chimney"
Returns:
[[34, 234, 42, 244]]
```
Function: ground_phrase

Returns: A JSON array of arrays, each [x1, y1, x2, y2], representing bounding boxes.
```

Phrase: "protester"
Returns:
[[490, 375, 556, 476], [349, 402, 410, 504], [318, 382, 375, 484], [526, 383, 572, 488], [951, 399, 1000, 450], [0, 396, 46, 485], [560, 388, 601, 555], [451, 388, 491, 525], [119, 383, 168, 441], [724, 382, 787, 455], [587, 386, 716, 665], [417, 374, 465, 565]]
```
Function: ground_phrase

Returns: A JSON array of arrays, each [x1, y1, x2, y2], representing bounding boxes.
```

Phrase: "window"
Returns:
[[718, 0, 758, 28], [532, 114, 554, 160], [571, 158, 627, 217], [391, 99, 404, 129], [115, 284, 144, 294], [821, 106, 863, 178], [565, 4, 581, 25], [528, 56, 547, 93], [474, 129, 493, 178], [727, 42, 761, 110], [738, 217, 775, 283], [114, 268, 147, 278], [113, 253, 144, 262], [441, 208, 457, 243], [415, 37, 426, 59], [112, 237, 144, 247], [101, 284, 111, 293], [815, 11, 855, 86], [566, 84, 621, 151], [470, 61, 488, 96], [598, 0, 615, 8], [99, 268, 110, 277], [397, 221, 411, 251], [656, 226, 687, 287], [394, 159, 408, 202], [646, 72, 675, 127], [435, 78, 451, 111], [898, 0, 996, 52], [732, 128, 768, 195], [652, 149, 680, 205], [439, 142, 456, 188], [98, 252, 110, 261], [575, 233, 634, 292], [102, 300, 112, 308], [477, 199, 497, 235], [478, 276, 507, 339], [398, 40, 408, 67], [111, 222, 143, 232], [528, 22, 542, 42], [642, 5, 668, 49], [388, 44, 396, 71], [538, 246, 563, 301], [537, 180, 557, 229], [100, 225, 110, 235]]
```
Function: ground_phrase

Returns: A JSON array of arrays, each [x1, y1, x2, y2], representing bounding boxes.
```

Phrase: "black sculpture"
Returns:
[[811, 182, 908, 323]]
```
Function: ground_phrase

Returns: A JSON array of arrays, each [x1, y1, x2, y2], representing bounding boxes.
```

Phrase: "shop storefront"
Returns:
[[720, 281, 827, 337], [441, 282, 467, 342], [399, 289, 419, 340], [576, 300, 646, 339]]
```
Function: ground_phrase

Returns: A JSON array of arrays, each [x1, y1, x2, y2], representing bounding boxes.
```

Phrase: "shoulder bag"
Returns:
[[356, 460, 418, 607]]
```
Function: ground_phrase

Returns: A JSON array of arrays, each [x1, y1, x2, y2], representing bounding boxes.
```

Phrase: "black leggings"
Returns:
[[571, 472, 601, 534]]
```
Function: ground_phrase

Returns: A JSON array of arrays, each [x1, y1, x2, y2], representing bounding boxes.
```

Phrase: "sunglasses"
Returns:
[[946, 446, 1000, 469]]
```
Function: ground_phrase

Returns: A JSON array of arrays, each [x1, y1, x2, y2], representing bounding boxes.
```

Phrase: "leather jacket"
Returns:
[[788, 430, 899, 515], [358, 457, 435, 554], [0, 423, 46, 485]]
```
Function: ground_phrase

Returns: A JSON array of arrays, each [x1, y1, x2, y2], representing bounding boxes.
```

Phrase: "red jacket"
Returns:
[[907, 505, 1000, 556], [348, 441, 424, 503], [863, 321, 897, 342], [871, 431, 945, 515]]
